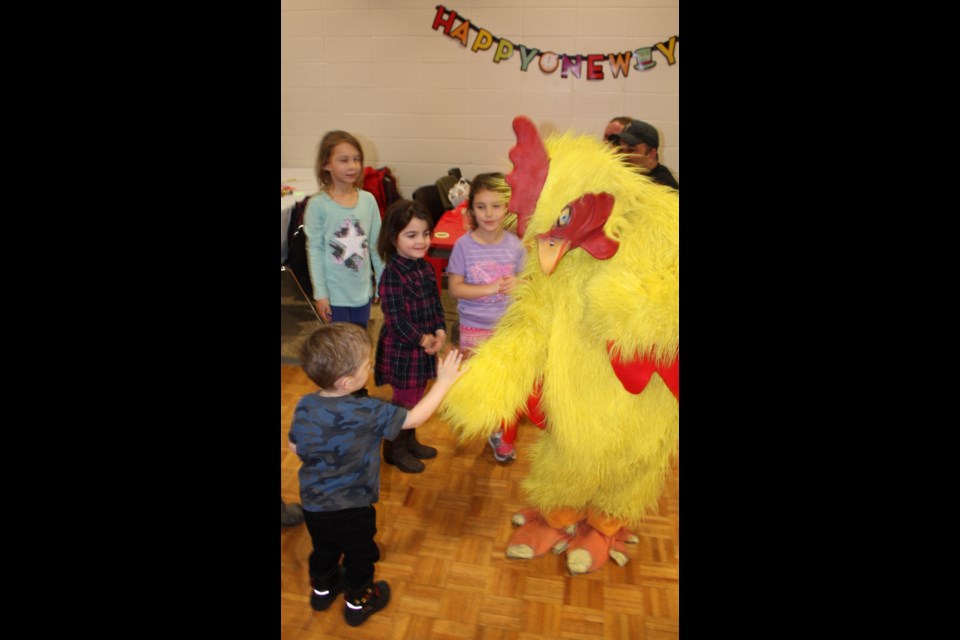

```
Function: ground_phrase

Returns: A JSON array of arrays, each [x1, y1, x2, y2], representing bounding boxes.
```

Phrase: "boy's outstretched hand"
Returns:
[[436, 348, 467, 386]]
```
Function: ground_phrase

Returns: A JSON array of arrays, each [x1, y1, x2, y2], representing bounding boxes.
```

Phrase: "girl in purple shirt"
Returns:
[[446, 173, 526, 461]]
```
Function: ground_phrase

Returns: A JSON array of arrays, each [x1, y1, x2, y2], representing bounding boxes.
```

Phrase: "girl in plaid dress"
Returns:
[[373, 200, 448, 473]]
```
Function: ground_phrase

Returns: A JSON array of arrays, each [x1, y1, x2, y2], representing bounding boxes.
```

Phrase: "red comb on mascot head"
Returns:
[[440, 115, 679, 575]]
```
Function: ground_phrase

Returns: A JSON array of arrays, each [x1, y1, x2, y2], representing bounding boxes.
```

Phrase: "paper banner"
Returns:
[[431, 4, 678, 80]]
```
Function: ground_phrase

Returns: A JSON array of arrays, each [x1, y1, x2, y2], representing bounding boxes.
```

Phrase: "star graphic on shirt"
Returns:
[[330, 219, 368, 272]]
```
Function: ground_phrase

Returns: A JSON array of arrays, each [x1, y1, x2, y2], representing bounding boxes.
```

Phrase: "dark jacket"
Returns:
[[649, 163, 679, 190]]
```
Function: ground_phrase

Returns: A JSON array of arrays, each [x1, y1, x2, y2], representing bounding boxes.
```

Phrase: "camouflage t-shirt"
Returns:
[[289, 394, 406, 512]]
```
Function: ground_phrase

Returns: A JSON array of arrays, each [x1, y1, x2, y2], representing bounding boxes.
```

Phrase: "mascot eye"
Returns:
[[557, 206, 572, 227]]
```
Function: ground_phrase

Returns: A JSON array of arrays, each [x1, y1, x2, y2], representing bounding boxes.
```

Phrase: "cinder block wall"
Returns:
[[281, 0, 679, 195]]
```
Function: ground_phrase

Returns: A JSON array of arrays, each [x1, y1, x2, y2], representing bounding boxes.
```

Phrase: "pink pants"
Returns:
[[392, 385, 425, 410], [457, 325, 494, 357]]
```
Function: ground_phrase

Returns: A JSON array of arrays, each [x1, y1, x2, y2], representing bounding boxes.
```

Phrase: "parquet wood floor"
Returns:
[[281, 363, 679, 639]]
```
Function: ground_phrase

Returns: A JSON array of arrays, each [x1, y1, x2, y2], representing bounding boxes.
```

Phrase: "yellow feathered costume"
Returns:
[[440, 116, 679, 574]]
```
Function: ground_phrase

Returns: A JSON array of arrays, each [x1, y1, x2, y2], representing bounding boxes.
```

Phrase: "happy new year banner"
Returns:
[[431, 5, 678, 80]]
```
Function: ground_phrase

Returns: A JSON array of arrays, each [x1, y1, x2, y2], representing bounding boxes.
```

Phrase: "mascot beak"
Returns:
[[537, 236, 570, 275]]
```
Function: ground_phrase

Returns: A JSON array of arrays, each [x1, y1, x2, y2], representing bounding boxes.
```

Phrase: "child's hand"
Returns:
[[424, 330, 447, 355], [498, 275, 519, 294], [435, 348, 466, 385], [420, 334, 437, 351], [314, 298, 333, 322]]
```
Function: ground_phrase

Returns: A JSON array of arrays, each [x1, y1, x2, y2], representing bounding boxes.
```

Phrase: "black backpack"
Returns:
[[284, 195, 314, 300]]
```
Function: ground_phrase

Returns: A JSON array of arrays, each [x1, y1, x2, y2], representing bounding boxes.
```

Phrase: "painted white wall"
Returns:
[[281, 0, 679, 195]]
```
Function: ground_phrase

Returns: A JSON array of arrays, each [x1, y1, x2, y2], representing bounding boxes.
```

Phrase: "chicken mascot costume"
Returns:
[[440, 116, 679, 575]]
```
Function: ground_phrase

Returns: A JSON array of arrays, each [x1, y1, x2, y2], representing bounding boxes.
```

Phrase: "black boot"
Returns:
[[343, 580, 391, 627], [382, 432, 424, 473], [406, 429, 437, 459], [310, 565, 344, 611]]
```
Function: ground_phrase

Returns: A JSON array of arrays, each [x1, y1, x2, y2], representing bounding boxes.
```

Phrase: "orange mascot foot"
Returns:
[[565, 524, 639, 575], [506, 508, 576, 559]]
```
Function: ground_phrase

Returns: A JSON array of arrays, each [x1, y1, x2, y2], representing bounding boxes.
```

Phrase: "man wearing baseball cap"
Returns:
[[607, 119, 679, 190], [603, 116, 633, 141]]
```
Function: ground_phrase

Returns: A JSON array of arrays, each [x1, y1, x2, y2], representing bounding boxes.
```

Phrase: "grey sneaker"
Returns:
[[488, 431, 516, 462], [281, 501, 304, 527]]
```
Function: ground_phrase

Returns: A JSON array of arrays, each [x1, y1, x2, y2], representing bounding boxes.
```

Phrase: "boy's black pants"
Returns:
[[303, 505, 379, 595]]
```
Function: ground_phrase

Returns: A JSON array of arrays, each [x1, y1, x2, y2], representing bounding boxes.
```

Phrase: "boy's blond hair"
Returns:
[[299, 323, 371, 390]]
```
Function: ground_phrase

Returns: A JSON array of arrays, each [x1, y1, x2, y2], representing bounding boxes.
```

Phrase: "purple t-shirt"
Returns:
[[446, 231, 526, 329]]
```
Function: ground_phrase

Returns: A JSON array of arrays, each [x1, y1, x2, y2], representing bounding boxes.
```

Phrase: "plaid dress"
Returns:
[[374, 255, 447, 390]]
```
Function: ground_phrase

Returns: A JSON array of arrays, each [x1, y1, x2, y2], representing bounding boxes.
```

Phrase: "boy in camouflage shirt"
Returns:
[[288, 322, 464, 627]]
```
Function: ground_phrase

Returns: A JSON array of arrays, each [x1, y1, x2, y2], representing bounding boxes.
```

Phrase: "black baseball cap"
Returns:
[[608, 120, 659, 149]]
